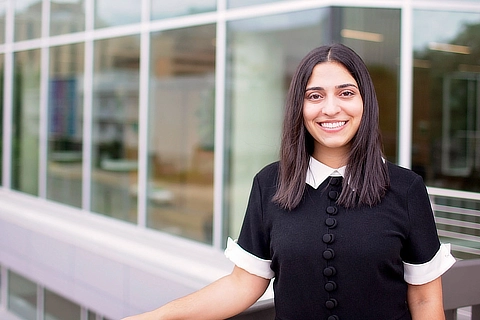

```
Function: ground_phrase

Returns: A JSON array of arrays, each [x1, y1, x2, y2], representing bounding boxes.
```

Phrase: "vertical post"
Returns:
[[82, 0, 94, 211], [213, 0, 227, 249], [472, 304, 480, 320], [2, 0, 14, 188], [444, 309, 457, 320], [38, 0, 51, 198], [136, 0, 151, 228], [398, 0, 413, 168]]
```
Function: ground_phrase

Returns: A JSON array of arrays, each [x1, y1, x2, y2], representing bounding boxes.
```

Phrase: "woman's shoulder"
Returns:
[[385, 161, 424, 187], [256, 161, 280, 177]]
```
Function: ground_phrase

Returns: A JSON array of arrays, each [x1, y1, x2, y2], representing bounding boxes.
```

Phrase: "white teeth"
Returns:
[[320, 121, 346, 129]]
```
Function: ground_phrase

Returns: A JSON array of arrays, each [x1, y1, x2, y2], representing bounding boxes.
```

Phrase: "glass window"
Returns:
[[0, 2, 6, 44], [412, 10, 480, 192], [228, 0, 284, 9], [12, 49, 41, 196], [151, 0, 216, 20], [225, 7, 400, 239], [148, 24, 216, 244], [47, 43, 84, 208], [8, 271, 37, 320], [88, 310, 96, 320], [91, 35, 140, 222], [44, 289, 81, 320], [335, 7, 400, 162], [50, 0, 85, 36], [14, 0, 42, 41], [94, 0, 140, 29]]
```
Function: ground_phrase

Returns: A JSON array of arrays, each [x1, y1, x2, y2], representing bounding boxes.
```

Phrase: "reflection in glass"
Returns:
[[148, 24, 216, 243], [412, 10, 480, 192], [95, 0, 141, 29], [412, 11, 480, 259], [442, 76, 476, 176], [50, 0, 85, 36], [337, 7, 400, 162], [228, 0, 283, 9], [12, 49, 41, 196], [151, 0, 216, 20], [44, 289, 81, 320], [47, 44, 84, 208], [8, 271, 37, 320], [88, 311, 96, 320], [0, 2, 6, 44], [91, 36, 140, 222], [14, 0, 42, 41]]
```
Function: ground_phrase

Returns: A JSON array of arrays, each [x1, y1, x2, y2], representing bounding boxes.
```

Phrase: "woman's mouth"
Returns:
[[320, 121, 346, 129]]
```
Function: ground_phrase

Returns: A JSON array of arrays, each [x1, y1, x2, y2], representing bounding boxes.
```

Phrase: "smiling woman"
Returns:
[[302, 62, 364, 168], [273, 45, 388, 210], [123, 43, 455, 320]]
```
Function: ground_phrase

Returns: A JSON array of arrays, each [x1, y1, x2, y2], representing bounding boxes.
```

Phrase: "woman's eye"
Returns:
[[308, 93, 322, 100], [340, 91, 354, 97]]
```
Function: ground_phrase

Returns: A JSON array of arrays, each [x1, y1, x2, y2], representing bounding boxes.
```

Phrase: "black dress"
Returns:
[[226, 160, 455, 320]]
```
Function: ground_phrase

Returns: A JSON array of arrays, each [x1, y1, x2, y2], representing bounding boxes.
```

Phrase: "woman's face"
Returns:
[[303, 61, 363, 165]]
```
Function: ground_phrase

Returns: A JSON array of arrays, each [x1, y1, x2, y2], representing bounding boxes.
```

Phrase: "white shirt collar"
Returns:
[[306, 156, 346, 189]]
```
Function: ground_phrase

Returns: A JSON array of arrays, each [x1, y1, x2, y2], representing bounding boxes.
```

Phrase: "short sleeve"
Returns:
[[224, 238, 274, 279], [404, 243, 456, 285], [224, 173, 274, 277], [401, 175, 455, 284]]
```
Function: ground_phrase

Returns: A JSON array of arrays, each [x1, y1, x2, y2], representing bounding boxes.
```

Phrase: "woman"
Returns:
[[123, 43, 455, 320]]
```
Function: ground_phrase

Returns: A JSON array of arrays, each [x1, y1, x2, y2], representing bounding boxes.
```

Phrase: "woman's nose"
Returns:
[[321, 97, 340, 115]]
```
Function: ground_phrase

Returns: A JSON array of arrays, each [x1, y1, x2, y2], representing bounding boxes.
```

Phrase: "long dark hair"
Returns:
[[272, 43, 390, 210]]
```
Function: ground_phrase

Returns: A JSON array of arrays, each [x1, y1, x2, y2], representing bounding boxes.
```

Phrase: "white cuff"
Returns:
[[403, 243, 456, 285], [224, 237, 275, 279]]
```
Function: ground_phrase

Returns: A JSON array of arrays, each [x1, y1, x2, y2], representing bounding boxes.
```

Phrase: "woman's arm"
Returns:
[[122, 266, 271, 320], [407, 277, 445, 320]]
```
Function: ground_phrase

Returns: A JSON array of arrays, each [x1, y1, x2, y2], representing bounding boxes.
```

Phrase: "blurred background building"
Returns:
[[0, 0, 479, 319]]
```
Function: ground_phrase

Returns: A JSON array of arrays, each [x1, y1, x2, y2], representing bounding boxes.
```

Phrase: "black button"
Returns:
[[325, 281, 337, 292], [328, 316, 339, 320], [325, 298, 338, 309], [323, 248, 335, 260], [323, 266, 337, 277], [330, 177, 341, 186], [328, 191, 339, 200], [325, 218, 337, 228], [322, 233, 335, 244], [326, 206, 338, 215]]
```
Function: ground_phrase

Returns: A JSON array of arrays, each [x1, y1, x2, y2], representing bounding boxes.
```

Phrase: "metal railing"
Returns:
[[428, 187, 480, 260], [443, 259, 480, 320]]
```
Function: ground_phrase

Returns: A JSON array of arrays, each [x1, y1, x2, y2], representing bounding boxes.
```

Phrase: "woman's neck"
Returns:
[[312, 148, 349, 169]]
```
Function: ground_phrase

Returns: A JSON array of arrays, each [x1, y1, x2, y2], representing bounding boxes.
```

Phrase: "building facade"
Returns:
[[0, 0, 479, 319]]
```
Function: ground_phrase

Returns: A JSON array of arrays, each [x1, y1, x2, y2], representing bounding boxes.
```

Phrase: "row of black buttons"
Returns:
[[323, 177, 342, 320]]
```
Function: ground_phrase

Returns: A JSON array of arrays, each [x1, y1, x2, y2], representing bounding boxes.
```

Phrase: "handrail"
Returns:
[[229, 259, 480, 319], [443, 259, 480, 320]]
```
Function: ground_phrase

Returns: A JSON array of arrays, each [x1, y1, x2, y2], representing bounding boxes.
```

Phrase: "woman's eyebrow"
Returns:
[[305, 83, 358, 91], [336, 83, 358, 89]]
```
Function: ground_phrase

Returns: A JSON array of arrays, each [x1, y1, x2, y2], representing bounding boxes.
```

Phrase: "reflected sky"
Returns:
[[96, 0, 141, 27], [413, 10, 480, 50]]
